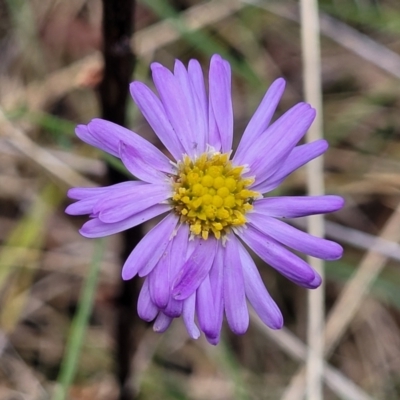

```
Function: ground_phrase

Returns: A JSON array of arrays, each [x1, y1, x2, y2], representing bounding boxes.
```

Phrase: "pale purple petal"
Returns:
[[183, 293, 200, 339], [137, 278, 158, 322], [253, 195, 344, 218], [247, 214, 343, 260], [240, 225, 321, 289], [66, 196, 101, 216], [79, 204, 170, 238], [151, 63, 197, 157], [67, 181, 140, 200], [235, 104, 315, 182], [86, 119, 174, 174], [130, 81, 185, 160], [188, 59, 208, 149], [252, 140, 328, 193], [208, 103, 220, 151], [208, 243, 224, 341], [223, 235, 249, 334], [66, 181, 147, 216], [237, 241, 283, 329], [94, 183, 171, 223], [235, 78, 286, 158], [196, 275, 217, 339], [163, 224, 190, 317], [174, 60, 205, 154], [121, 213, 178, 280], [209, 55, 233, 153], [153, 313, 173, 333], [148, 250, 170, 309], [172, 237, 218, 300], [250, 105, 315, 180], [119, 141, 170, 184]]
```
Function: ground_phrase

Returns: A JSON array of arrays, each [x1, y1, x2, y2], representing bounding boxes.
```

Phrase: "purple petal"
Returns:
[[205, 335, 220, 346], [164, 297, 183, 318], [223, 235, 249, 335], [188, 59, 208, 150], [248, 214, 343, 260], [209, 55, 233, 153], [208, 102, 220, 151], [66, 196, 101, 216], [240, 225, 321, 289], [172, 237, 218, 300], [196, 275, 217, 339], [174, 60, 206, 155], [130, 81, 185, 160], [168, 223, 190, 282], [119, 141, 170, 184], [94, 183, 171, 223], [148, 250, 170, 309], [79, 204, 170, 238], [237, 241, 283, 329], [151, 63, 198, 157], [121, 213, 178, 280], [235, 78, 286, 158], [252, 140, 328, 193], [137, 278, 158, 322], [68, 182, 137, 200], [183, 293, 200, 339], [208, 243, 224, 341], [66, 181, 147, 216], [85, 119, 174, 174], [235, 104, 315, 181], [253, 195, 344, 218], [153, 313, 173, 333]]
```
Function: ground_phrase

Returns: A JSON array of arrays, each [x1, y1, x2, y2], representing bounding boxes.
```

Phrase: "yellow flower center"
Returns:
[[172, 152, 260, 240]]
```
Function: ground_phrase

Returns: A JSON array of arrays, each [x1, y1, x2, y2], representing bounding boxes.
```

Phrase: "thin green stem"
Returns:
[[53, 238, 105, 400]]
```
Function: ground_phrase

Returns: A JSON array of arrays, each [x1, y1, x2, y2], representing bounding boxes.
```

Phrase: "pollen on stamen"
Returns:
[[171, 151, 260, 240]]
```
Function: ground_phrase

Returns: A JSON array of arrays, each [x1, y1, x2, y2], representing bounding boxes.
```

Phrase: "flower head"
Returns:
[[66, 54, 343, 344]]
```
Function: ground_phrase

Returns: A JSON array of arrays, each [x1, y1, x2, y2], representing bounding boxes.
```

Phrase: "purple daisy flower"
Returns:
[[66, 54, 343, 345]]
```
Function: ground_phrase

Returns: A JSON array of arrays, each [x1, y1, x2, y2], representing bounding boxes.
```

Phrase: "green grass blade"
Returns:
[[52, 238, 105, 400]]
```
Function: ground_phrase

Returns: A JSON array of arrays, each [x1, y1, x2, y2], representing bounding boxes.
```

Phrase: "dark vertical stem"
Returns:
[[99, 1, 143, 399]]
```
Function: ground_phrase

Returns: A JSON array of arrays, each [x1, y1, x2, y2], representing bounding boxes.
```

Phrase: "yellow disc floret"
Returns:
[[172, 152, 260, 240]]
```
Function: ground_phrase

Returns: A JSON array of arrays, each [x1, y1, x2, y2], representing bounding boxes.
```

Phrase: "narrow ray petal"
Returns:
[[209, 243, 224, 340], [121, 213, 178, 280], [253, 195, 344, 218], [148, 250, 170, 309], [244, 105, 316, 180], [188, 59, 208, 149], [137, 278, 158, 322], [66, 181, 147, 216], [224, 235, 249, 334], [80, 204, 170, 238], [67, 181, 141, 201], [209, 55, 233, 153], [95, 184, 171, 223], [183, 293, 200, 339], [240, 225, 321, 289], [153, 313, 173, 333], [236, 78, 286, 158], [248, 214, 343, 260], [196, 275, 218, 339], [130, 81, 184, 160], [238, 241, 283, 329], [151, 63, 197, 156], [87, 118, 174, 173], [174, 60, 203, 153], [253, 140, 328, 193], [172, 237, 218, 300], [119, 141, 170, 184]]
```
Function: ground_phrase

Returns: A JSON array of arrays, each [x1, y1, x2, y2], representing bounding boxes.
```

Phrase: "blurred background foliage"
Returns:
[[1, 0, 400, 399]]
